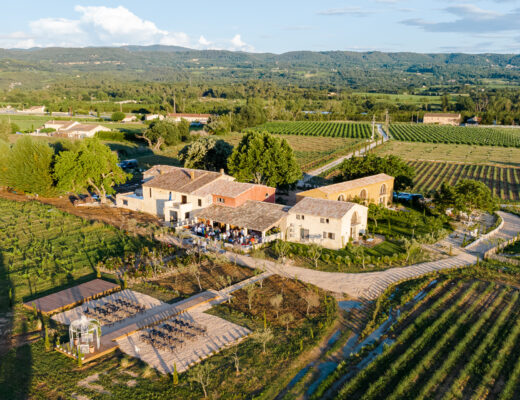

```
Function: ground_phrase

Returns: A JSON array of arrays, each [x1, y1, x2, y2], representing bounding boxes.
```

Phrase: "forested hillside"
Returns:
[[0, 46, 519, 90]]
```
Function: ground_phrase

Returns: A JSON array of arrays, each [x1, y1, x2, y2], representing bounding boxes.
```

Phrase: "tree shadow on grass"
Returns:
[[0, 252, 33, 400]]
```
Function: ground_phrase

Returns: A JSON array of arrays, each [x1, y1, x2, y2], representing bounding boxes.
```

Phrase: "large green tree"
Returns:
[[137, 120, 190, 150], [232, 99, 267, 130], [227, 131, 301, 188], [335, 153, 415, 190], [54, 138, 130, 203], [5, 136, 54, 196], [178, 137, 233, 171], [434, 179, 498, 217], [111, 111, 125, 122]]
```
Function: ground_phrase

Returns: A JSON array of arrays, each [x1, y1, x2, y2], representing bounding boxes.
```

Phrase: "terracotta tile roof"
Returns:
[[289, 197, 360, 219], [193, 180, 254, 198], [142, 165, 179, 180], [143, 166, 225, 194], [194, 200, 288, 232], [301, 173, 393, 196]]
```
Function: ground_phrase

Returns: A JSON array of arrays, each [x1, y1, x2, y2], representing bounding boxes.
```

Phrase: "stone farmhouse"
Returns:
[[297, 173, 394, 207], [423, 113, 461, 126], [117, 165, 372, 249], [42, 120, 106, 138], [287, 197, 367, 249]]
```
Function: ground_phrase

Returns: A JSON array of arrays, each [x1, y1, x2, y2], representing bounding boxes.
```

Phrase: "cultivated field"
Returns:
[[390, 123, 520, 148], [0, 199, 142, 309], [334, 279, 520, 399], [211, 133, 366, 172], [0, 115, 146, 133], [251, 121, 373, 138], [408, 160, 520, 201], [372, 141, 520, 167]]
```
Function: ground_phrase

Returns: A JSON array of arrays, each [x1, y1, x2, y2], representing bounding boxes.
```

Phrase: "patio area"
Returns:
[[177, 200, 289, 251], [116, 307, 251, 374]]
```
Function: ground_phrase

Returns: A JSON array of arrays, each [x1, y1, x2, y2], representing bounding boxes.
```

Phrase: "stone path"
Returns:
[[218, 212, 520, 300], [161, 211, 520, 301], [465, 211, 520, 254], [233, 252, 477, 300]]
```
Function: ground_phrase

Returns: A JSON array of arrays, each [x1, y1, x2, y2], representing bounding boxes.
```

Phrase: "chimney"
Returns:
[[190, 170, 195, 181], [219, 168, 224, 175]]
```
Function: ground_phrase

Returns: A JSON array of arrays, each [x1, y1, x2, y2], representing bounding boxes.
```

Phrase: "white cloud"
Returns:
[[0, 32, 36, 49], [402, 4, 520, 34], [0, 5, 256, 51], [198, 35, 211, 47], [229, 34, 254, 51], [317, 7, 374, 16]]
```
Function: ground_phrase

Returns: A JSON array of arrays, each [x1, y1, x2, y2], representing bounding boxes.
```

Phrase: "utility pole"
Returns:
[[385, 109, 389, 134], [173, 95, 177, 114], [119, 103, 122, 113]]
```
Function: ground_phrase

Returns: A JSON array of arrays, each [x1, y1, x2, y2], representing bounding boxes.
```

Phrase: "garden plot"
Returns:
[[116, 309, 251, 374]]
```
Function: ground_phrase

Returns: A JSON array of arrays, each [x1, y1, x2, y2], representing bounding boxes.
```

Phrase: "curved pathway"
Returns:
[[465, 211, 519, 254], [163, 211, 520, 301]]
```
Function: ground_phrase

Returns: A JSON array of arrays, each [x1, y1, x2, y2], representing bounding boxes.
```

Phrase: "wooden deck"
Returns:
[[24, 279, 120, 315], [54, 290, 220, 363]]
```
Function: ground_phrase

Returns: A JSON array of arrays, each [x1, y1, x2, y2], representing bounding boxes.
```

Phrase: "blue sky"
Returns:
[[0, 0, 519, 53]]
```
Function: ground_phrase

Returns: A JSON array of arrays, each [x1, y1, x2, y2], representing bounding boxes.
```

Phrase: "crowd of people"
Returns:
[[191, 222, 261, 246]]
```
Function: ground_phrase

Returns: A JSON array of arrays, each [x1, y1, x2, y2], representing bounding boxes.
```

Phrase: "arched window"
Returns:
[[351, 211, 360, 225], [360, 189, 367, 199], [380, 184, 387, 195], [338, 194, 345, 202]]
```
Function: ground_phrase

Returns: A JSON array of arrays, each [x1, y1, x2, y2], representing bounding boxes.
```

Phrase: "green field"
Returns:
[[318, 274, 520, 399], [0, 199, 143, 310], [408, 160, 520, 201], [224, 132, 365, 171], [372, 141, 520, 167], [251, 121, 373, 139], [390, 123, 520, 148], [0, 115, 146, 133]]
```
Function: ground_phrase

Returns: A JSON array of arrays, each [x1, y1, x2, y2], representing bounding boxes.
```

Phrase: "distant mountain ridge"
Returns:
[[1, 45, 519, 67], [0, 45, 518, 90]]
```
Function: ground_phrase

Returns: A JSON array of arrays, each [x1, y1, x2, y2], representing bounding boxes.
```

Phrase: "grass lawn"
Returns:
[[372, 140, 520, 167], [0, 115, 147, 133]]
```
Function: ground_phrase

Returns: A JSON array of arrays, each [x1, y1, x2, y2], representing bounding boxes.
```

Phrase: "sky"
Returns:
[[0, 0, 519, 53]]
